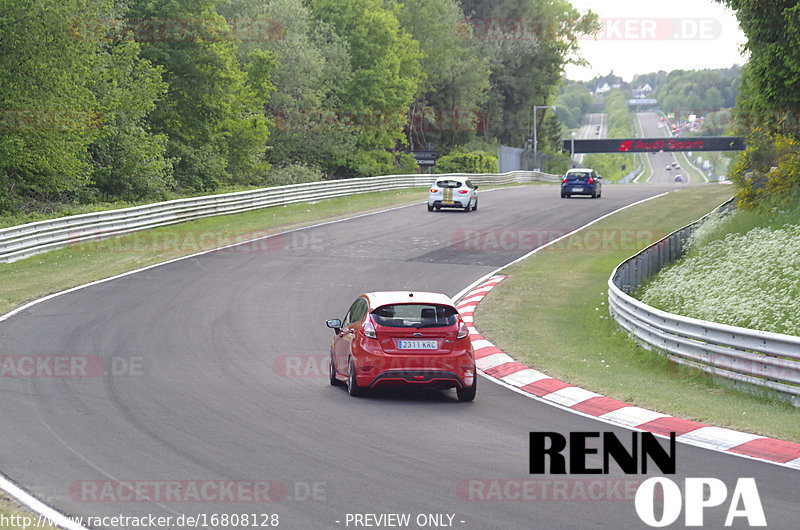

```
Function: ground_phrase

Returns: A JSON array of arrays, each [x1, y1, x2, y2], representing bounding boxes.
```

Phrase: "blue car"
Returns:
[[561, 168, 602, 198]]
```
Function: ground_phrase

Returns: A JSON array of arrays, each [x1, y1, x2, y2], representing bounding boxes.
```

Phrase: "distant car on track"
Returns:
[[666, 165, 672, 170], [674, 174, 683, 183], [561, 168, 602, 198], [326, 292, 477, 401], [427, 176, 478, 212]]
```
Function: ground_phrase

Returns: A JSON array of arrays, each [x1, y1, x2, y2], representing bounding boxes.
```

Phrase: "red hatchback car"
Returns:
[[326, 292, 477, 401]]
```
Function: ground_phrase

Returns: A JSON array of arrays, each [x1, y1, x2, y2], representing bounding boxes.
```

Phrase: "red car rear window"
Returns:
[[371, 304, 458, 328]]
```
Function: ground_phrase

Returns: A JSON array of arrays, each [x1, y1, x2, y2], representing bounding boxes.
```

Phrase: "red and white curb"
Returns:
[[458, 275, 800, 470]]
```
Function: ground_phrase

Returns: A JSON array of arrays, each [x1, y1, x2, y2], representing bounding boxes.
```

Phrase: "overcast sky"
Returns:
[[564, 0, 748, 82]]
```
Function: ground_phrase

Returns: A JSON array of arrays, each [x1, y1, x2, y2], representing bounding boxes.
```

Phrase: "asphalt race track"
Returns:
[[1, 185, 798, 529], [574, 113, 606, 165], [637, 112, 695, 184]]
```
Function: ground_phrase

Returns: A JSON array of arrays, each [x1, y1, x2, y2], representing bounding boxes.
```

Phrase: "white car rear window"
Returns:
[[435, 180, 463, 188]]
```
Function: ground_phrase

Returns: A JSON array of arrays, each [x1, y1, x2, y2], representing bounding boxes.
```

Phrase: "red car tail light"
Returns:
[[587, 177, 594, 183], [362, 317, 377, 339], [458, 189, 468, 194], [562, 177, 568, 183], [430, 188, 438, 193], [457, 321, 469, 339]]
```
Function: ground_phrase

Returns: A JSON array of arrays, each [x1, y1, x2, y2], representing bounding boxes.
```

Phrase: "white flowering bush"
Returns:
[[640, 221, 800, 336], [685, 209, 733, 250]]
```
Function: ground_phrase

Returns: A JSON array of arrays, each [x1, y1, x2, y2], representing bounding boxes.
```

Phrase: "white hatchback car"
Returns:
[[427, 177, 478, 212]]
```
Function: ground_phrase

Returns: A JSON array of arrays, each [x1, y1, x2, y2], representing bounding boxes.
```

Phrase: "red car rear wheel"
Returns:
[[347, 358, 363, 397], [456, 375, 476, 402]]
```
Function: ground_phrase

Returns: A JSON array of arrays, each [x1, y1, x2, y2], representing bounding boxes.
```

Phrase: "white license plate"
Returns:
[[572, 187, 584, 192], [397, 340, 437, 350], [443, 200, 454, 205]]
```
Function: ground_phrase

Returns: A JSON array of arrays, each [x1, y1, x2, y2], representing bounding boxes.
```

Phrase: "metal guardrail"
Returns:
[[608, 203, 800, 399], [0, 171, 558, 263]]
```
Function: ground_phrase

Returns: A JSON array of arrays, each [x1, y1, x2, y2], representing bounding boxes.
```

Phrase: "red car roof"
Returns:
[[363, 291, 455, 309]]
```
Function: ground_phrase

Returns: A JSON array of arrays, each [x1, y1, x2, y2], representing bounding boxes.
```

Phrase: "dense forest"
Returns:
[[715, 0, 800, 210], [0, 0, 597, 214], [637, 68, 740, 115]]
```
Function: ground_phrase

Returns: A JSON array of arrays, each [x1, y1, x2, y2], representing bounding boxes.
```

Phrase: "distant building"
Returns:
[[594, 82, 611, 94], [632, 84, 653, 98]]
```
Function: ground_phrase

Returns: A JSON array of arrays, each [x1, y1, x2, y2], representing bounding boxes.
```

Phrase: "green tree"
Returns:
[[718, 0, 800, 137], [435, 150, 498, 173], [86, 26, 173, 200], [0, 0, 101, 211], [704, 86, 724, 111], [393, 0, 490, 153], [309, 0, 423, 176], [729, 129, 800, 210], [556, 81, 593, 129], [654, 68, 740, 116], [127, 0, 273, 191], [631, 70, 670, 91], [219, 0, 357, 175], [460, 0, 599, 149]]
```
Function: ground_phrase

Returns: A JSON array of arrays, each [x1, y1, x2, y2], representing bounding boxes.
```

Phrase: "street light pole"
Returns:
[[533, 105, 556, 171], [571, 131, 576, 162]]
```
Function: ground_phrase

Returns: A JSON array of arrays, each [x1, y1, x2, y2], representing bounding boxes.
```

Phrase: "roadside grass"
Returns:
[[0, 492, 59, 530], [674, 151, 707, 183], [635, 152, 653, 182], [475, 185, 800, 442], [688, 204, 800, 245], [0, 187, 437, 316]]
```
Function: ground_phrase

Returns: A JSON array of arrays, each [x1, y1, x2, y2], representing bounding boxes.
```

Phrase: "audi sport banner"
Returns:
[[563, 137, 746, 154]]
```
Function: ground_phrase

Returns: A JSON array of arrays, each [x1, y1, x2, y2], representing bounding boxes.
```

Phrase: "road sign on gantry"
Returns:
[[563, 137, 746, 154]]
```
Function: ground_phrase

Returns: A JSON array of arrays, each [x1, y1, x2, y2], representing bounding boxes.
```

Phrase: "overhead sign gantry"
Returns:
[[563, 136, 746, 154]]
